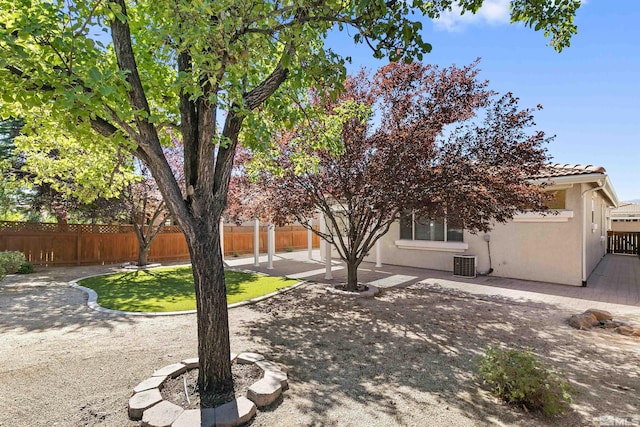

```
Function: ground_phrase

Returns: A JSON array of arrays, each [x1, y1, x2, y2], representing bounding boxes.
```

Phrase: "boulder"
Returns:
[[585, 309, 613, 321], [617, 326, 636, 336], [601, 320, 624, 329], [568, 313, 599, 330]]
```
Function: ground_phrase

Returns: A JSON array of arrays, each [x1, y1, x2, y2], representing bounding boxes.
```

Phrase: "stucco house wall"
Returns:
[[362, 164, 618, 287], [583, 184, 609, 281], [466, 184, 583, 286]]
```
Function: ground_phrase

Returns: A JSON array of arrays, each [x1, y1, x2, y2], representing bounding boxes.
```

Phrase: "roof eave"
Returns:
[[530, 172, 619, 208]]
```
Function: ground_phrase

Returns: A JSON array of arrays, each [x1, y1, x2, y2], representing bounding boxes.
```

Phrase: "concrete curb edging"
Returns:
[[70, 267, 305, 317], [325, 284, 380, 298]]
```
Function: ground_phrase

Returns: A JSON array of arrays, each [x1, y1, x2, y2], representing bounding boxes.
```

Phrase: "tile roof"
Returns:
[[612, 202, 640, 215], [532, 163, 606, 179]]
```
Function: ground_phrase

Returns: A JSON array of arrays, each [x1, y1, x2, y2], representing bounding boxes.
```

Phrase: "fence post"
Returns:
[[267, 223, 274, 270], [253, 219, 260, 267], [76, 225, 82, 265], [375, 239, 382, 268]]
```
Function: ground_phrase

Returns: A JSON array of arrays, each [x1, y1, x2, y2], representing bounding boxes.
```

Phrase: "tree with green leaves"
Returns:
[[0, 0, 581, 396], [0, 119, 24, 220]]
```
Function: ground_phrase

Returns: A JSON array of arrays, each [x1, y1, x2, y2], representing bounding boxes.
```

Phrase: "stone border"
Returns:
[[129, 352, 288, 427], [325, 284, 380, 298], [121, 262, 163, 270], [69, 266, 305, 316]]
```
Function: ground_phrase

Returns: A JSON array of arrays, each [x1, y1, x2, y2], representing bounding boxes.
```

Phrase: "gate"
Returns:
[[607, 231, 640, 255]]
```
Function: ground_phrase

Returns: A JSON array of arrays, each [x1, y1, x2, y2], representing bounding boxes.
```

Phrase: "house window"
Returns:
[[400, 213, 463, 242], [546, 190, 566, 210]]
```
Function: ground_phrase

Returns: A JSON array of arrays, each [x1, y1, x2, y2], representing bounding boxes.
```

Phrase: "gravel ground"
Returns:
[[1, 265, 639, 427]]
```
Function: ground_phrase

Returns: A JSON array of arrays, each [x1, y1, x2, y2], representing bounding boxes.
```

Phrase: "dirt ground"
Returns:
[[0, 265, 639, 427]]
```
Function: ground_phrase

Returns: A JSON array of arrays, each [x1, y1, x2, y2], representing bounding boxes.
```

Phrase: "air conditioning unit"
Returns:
[[453, 254, 476, 278]]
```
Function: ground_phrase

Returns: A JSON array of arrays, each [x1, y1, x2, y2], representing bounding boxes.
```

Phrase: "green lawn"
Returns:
[[78, 266, 299, 312]]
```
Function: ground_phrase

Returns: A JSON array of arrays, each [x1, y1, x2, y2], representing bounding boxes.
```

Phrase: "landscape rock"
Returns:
[[247, 376, 282, 407], [254, 359, 282, 372], [617, 325, 635, 336], [601, 320, 624, 329], [141, 400, 183, 427], [134, 375, 167, 393], [128, 388, 162, 420], [171, 408, 216, 427], [264, 369, 289, 390], [569, 310, 639, 339], [180, 358, 199, 369], [568, 312, 599, 330], [237, 352, 265, 364], [152, 363, 187, 378], [585, 308, 613, 321], [130, 354, 287, 425], [214, 396, 257, 427]]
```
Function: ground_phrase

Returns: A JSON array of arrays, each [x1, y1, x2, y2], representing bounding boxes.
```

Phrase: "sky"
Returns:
[[325, 0, 640, 202]]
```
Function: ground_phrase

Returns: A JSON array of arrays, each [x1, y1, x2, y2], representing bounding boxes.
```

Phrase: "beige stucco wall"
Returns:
[[582, 183, 609, 281], [364, 183, 611, 286], [611, 220, 640, 232]]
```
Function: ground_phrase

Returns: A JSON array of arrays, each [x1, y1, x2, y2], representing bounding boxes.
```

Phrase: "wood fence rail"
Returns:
[[0, 221, 319, 266], [607, 231, 640, 255]]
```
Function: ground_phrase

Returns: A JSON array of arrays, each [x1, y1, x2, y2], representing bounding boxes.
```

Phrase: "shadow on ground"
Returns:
[[0, 267, 138, 333], [244, 284, 640, 426]]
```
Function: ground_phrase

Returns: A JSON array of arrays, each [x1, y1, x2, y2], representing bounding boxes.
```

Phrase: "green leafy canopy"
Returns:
[[0, 0, 580, 159]]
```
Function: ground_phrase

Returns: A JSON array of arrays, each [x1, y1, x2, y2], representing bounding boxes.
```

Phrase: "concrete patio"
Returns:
[[226, 251, 640, 317]]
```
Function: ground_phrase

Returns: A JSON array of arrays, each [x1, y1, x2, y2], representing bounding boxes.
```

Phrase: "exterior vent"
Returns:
[[453, 254, 476, 278]]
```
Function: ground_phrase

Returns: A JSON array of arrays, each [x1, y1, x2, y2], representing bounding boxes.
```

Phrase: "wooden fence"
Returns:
[[0, 221, 319, 266], [607, 231, 640, 255]]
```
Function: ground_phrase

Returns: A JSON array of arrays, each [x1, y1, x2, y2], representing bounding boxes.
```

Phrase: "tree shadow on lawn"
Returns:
[[245, 285, 640, 426], [79, 267, 266, 312], [88, 268, 198, 312], [224, 270, 261, 297]]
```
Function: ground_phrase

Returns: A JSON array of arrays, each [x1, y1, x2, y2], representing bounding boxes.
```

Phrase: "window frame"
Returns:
[[400, 212, 464, 243]]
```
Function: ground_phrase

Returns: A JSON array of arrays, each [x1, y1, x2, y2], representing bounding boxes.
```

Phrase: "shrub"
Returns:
[[0, 251, 26, 276], [17, 262, 34, 274], [478, 346, 574, 416]]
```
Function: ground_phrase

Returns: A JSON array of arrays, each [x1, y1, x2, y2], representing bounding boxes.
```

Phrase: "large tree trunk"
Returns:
[[184, 216, 233, 394], [137, 242, 150, 266], [346, 259, 359, 292]]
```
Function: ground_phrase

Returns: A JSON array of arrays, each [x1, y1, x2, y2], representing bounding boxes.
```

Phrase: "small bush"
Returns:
[[17, 262, 34, 274], [0, 251, 26, 276], [478, 346, 574, 416]]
